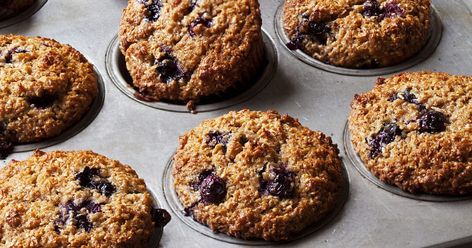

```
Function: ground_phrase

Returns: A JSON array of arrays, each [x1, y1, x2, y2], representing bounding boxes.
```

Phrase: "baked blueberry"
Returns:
[[418, 109, 448, 133], [367, 123, 402, 158], [199, 174, 227, 204]]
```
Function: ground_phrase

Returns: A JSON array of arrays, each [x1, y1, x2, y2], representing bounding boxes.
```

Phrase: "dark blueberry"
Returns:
[[151, 208, 171, 227], [199, 174, 227, 204], [362, 0, 383, 17], [266, 167, 295, 198], [91, 181, 116, 197], [26, 93, 57, 108], [187, 0, 198, 13], [190, 169, 214, 190], [54, 200, 101, 233], [139, 0, 163, 22], [307, 21, 330, 45], [76, 167, 100, 188], [367, 123, 402, 158], [0, 140, 13, 159], [4, 50, 13, 63], [384, 2, 404, 18], [258, 165, 268, 193], [3, 48, 28, 64], [418, 109, 448, 133], [188, 12, 213, 37], [155, 52, 187, 83], [75, 214, 93, 232], [205, 131, 231, 149], [76, 167, 116, 197], [402, 89, 418, 104]]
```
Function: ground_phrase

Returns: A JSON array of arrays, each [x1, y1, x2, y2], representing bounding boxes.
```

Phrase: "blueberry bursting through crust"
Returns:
[[54, 167, 172, 233]]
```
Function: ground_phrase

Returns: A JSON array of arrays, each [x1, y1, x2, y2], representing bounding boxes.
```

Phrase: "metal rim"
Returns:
[[13, 67, 105, 153], [105, 30, 278, 113], [274, 3, 443, 76], [0, 0, 48, 29], [162, 152, 350, 245], [343, 122, 472, 202]]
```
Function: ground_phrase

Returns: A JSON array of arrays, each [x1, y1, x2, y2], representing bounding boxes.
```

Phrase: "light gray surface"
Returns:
[[0, 1, 471, 247]]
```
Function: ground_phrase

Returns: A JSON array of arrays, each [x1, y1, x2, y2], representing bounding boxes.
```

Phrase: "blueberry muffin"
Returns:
[[173, 109, 344, 241], [119, 0, 266, 103], [0, 150, 171, 247], [0, 0, 35, 20], [283, 0, 431, 68], [349, 72, 472, 195], [0, 35, 98, 158]]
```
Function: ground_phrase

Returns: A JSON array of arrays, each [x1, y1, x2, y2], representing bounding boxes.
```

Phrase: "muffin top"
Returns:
[[173, 109, 345, 240], [119, 0, 265, 102], [0, 150, 170, 248], [0, 35, 98, 146], [349, 72, 472, 195], [283, 0, 431, 68]]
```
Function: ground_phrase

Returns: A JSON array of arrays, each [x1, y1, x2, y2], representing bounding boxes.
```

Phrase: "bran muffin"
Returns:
[[283, 0, 431, 68], [349, 72, 472, 195], [119, 0, 266, 103], [173, 109, 344, 241], [0, 150, 171, 248], [0, 0, 35, 20], [0, 35, 98, 157]]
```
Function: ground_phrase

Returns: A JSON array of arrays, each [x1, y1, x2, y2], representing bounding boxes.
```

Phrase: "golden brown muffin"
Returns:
[[0, 150, 171, 248], [349, 72, 472, 195], [0, 35, 98, 157], [0, 0, 35, 20], [119, 0, 266, 103], [173, 109, 344, 240], [283, 0, 431, 68]]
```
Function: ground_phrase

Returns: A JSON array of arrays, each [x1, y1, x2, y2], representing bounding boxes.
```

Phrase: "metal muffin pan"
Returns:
[[274, 3, 443, 76], [342, 122, 472, 202], [13, 67, 105, 153], [105, 30, 278, 113], [162, 153, 350, 245], [0, 0, 471, 247], [0, 0, 48, 29]]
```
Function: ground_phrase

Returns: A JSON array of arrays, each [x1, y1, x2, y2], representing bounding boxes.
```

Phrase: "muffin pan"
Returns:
[[1, 0, 472, 247], [274, 3, 443, 76], [0, 0, 48, 29], [12, 67, 105, 153], [105, 30, 278, 113], [162, 153, 350, 245]]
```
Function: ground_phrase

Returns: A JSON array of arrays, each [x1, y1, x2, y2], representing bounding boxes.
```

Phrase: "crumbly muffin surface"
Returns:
[[283, 0, 431, 68], [349, 72, 472, 195], [0, 0, 35, 20], [0, 35, 98, 145], [173, 110, 344, 241], [119, 0, 266, 103], [0, 150, 167, 248]]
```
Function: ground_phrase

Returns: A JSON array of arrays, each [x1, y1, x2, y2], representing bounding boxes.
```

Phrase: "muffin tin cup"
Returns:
[[343, 122, 472, 202], [274, 3, 443, 76], [13, 67, 105, 153], [162, 153, 350, 245], [0, 0, 48, 29], [105, 29, 278, 113]]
